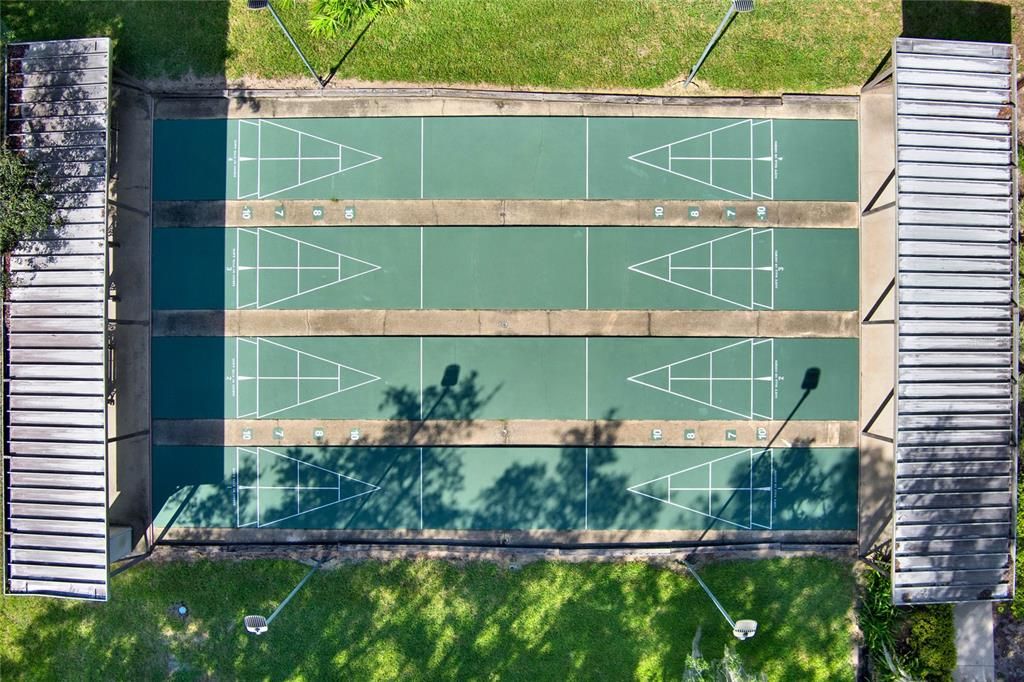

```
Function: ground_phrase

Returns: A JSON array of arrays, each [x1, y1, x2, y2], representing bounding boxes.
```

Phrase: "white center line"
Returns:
[[584, 117, 590, 199], [420, 225, 424, 309], [420, 117, 425, 199], [585, 226, 590, 310], [584, 338, 590, 420], [584, 446, 589, 530], [419, 337, 424, 420]]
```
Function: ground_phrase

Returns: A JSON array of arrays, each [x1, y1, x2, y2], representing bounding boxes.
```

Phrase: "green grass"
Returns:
[[7, 0, 1022, 92], [0, 557, 856, 681], [0, 0, 903, 92]]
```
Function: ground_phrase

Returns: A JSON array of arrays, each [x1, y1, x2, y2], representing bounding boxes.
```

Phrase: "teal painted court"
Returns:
[[153, 446, 858, 532], [152, 226, 858, 311], [154, 116, 858, 201], [152, 336, 858, 422]]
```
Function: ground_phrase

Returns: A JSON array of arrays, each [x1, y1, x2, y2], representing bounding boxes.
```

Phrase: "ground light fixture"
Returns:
[[244, 560, 324, 635], [246, 0, 326, 87], [683, 0, 755, 88], [681, 559, 758, 640]]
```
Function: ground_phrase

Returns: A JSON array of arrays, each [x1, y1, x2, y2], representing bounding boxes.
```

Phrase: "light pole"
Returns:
[[244, 559, 324, 635], [681, 559, 758, 640], [247, 0, 326, 88], [682, 0, 755, 88]]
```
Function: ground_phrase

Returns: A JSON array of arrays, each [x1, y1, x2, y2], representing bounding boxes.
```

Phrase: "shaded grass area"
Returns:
[[1, 0, 902, 91], [0, 557, 856, 680], [0, 1, 232, 79]]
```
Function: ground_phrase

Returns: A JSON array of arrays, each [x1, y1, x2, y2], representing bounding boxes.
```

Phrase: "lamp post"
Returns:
[[682, 0, 755, 88], [247, 0, 326, 87], [681, 559, 758, 640], [244, 559, 324, 635]]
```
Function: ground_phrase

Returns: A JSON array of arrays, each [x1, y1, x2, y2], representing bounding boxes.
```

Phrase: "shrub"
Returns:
[[0, 145, 61, 290], [858, 561, 956, 682], [306, 0, 408, 38], [901, 606, 955, 681]]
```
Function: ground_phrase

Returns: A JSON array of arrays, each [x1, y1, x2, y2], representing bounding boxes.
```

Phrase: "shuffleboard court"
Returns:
[[152, 336, 857, 421], [153, 117, 858, 201], [151, 226, 858, 311], [151, 445, 858, 532]]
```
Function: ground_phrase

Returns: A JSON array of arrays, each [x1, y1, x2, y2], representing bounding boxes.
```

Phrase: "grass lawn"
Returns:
[[0, 556, 856, 680], [0, 0, 921, 92], [5, 1, 1020, 91]]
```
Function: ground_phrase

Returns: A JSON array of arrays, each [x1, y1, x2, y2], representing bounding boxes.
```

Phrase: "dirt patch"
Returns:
[[139, 73, 860, 98], [995, 610, 1024, 681]]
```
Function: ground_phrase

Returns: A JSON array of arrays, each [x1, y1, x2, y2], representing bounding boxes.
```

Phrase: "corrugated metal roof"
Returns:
[[3, 38, 110, 601], [892, 37, 1018, 605]]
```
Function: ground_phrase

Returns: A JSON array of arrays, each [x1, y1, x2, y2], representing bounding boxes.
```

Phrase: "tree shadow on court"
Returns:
[[901, 0, 1012, 44], [710, 438, 859, 533], [149, 369, 502, 533]]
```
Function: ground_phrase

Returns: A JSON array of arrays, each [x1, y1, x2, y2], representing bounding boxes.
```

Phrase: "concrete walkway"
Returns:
[[954, 602, 995, 682], [856, 86, 895, 555]]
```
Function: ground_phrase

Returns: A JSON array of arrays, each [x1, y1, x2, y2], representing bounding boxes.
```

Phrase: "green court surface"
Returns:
[[152, 336, 857, 421], [151, 226, 858, 311], [151, 445, 858, 532], [153, 117, 858, 201]]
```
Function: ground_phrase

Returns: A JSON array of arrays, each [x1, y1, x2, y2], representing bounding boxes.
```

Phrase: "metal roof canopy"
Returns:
[[892, 37, 1018, 605], [3, 38, 111, 601]]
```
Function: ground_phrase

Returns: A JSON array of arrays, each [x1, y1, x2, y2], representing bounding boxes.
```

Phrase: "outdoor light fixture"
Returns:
[[683, 0, 756, 88], [243, 560, 324, 635], [681, 559, 758, 640], [245, 0, 325, 87]]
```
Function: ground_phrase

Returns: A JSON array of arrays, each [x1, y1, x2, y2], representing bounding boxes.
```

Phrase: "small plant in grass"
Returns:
[[0, 145, 60, 291], [682, 625, 766, 682], [305, 0, 408, 38]]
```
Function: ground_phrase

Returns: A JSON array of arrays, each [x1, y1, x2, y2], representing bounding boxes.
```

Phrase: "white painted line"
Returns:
[[628, 338, 779, 421], [627, 448, 775, 530], [256, 120, 262, 199], [419, 337, 424, 421], [585, 226, 590, 310], [749, 345, 754, 420], [249, 337, 381, 418], [584, 118, 590, 199], [256, 448, 261, 527], [249, 228, 380, 309], [235, 120, 241, 199], [584, 446, 589, 530], [238, 485, 340, 491], [236, 447, 382, 528], [235, 448, 240, 528], [628, 228, 777, 310], [419, 446, 424, 530], [255, 337, 260, 421], [584, 338, 589, 420], [420, 225, 424, 309], [253, 120, 382, 200], [420, 117, 425, 199], [628, 119, 767, 199], [749, 118, 754, 203]]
